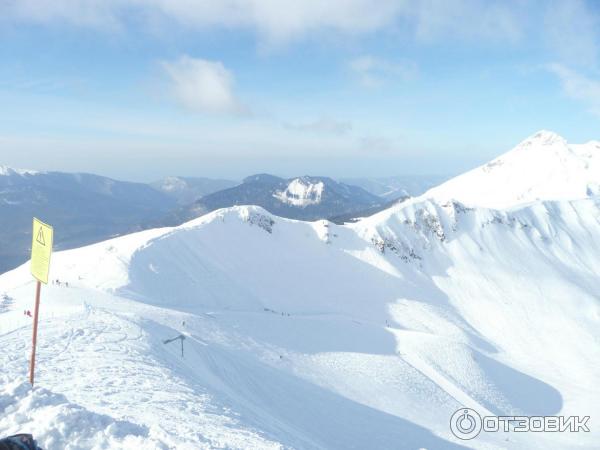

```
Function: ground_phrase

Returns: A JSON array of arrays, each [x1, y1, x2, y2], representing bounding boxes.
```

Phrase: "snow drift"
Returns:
[[0, 379, 168, 449]]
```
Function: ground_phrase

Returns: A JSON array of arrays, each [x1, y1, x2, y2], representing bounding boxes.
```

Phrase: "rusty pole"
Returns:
[[29, 281, 42, 385]]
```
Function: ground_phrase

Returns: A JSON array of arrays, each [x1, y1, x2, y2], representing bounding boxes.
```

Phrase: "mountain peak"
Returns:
[[516, 130, 567, 149], [0, 165, 38, 176], [243, 173, 284, 184], [423, 131, 600, 209], [157, 176, 188, 192]]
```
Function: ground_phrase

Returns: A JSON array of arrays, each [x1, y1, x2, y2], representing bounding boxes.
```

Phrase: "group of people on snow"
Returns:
[[51, 279, 69, 287]]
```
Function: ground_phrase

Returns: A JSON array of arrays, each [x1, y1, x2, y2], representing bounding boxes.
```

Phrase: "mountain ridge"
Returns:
[[172, 173, 384, 223], [0, 168, 177, 273], [1, 193, 598, 448], [150, 176, 238, 205], [424, 130, 600, 209]]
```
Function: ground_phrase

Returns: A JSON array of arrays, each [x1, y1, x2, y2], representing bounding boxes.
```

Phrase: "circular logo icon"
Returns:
[[450, 408, 482, 440]]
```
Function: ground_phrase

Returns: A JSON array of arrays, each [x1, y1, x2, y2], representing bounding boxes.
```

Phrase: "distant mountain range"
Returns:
[[341, 175, 448, 200], [150, 176, 238, 205], [0, 166, 446, 274], [170, 174, 385, 223], [0, 166, 176, 273]]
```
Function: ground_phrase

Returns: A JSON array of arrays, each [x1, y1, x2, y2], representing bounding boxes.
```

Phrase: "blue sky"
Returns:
[[0, 0, 599, 181]]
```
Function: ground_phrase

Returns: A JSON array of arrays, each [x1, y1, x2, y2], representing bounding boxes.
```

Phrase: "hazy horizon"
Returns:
[[1, 159, 453, 185]]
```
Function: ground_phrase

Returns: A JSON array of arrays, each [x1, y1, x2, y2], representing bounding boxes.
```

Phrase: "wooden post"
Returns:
[[29, 281, 42, 385]]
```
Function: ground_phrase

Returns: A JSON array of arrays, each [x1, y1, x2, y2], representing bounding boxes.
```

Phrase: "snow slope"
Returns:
[[424, 131, 600, 209], [1, 197, 598, 449]]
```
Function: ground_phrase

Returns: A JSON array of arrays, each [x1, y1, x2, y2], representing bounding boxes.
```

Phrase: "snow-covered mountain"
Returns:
[[173, 174, 383, 222], [0, 167, 176, 274], [1, 131, 599, 449], [1, 198, 598, 449], [150, 176, 238, 205], [425, 130, 600, 209]]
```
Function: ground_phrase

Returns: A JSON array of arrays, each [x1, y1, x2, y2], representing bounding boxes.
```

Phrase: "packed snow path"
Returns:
[[1, 285, 472, 449]]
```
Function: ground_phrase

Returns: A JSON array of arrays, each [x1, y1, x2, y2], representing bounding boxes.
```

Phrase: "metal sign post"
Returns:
[[163, 334, 186, 358], [29, 217, 53, 385], [29, 281, 42, 385]]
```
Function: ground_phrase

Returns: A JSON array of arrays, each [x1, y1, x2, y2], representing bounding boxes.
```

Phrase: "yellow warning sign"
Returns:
[[30, 218, 53, 284]]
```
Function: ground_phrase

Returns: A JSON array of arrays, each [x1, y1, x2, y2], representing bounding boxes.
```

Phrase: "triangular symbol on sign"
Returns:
[[36, 227, 45, 246]]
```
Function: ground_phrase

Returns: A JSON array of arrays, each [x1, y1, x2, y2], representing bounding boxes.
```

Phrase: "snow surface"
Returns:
[[1, 132, 599, 448], [273, 178, 325, 207], [1, 199, 598, 449], [0, 380, 168, 449], [424, 130, 600, 209]]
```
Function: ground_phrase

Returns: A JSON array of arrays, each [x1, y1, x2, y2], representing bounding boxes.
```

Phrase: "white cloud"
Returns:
[[349, 56, 417, 87], [154, 0, 403, 45], [548, 63, 600, 117], [161, 56, 243, 114], [284, 117, 352, 135], [1, 0, 402, 43], [9, 0, 600, 65], [1, 0, 526, 46]]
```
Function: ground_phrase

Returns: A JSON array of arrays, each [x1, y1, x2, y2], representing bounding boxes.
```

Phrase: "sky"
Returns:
[[0, 0, 599, 182]]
